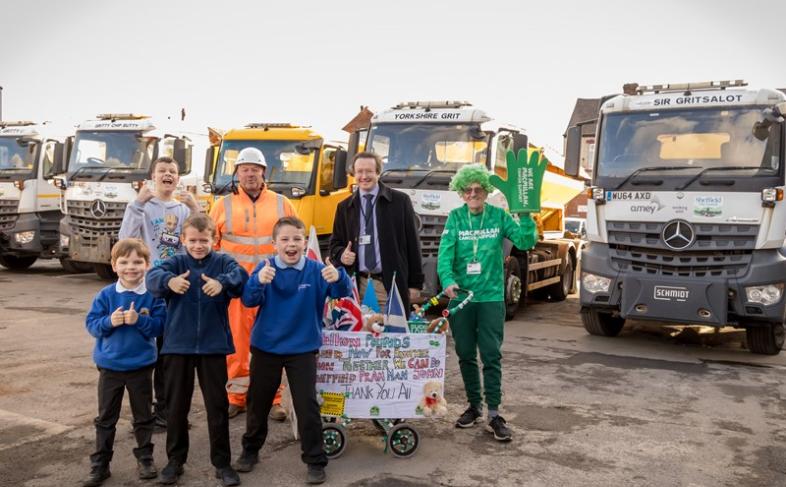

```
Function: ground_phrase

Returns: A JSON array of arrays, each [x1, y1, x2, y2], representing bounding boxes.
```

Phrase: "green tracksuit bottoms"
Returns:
[[449, 300, 505, 409]]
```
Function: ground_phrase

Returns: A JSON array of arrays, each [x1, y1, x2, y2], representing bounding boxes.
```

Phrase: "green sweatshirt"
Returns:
[[437, 203, 538, 303]]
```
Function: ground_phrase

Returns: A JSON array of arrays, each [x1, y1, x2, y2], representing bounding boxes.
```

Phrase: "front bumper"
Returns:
[[580, 243, 786, 326], [0, 212, 61, 258]]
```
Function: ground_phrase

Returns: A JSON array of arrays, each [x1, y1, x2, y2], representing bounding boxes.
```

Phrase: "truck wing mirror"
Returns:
[[204, 145, 217, 184], [564, 126, 582, 177], [48, 142, 66, 177], [333, 149, 348, 189], [172, 138, 190, 174]]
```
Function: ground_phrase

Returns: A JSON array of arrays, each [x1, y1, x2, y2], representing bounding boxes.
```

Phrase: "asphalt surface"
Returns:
[[1, 260, 786, 487]]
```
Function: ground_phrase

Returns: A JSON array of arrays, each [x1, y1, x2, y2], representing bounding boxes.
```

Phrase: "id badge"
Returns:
[[359, 234, 372, 245], [467, 262, 481, 275]]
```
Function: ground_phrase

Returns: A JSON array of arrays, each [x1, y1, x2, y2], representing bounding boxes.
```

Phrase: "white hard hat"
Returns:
[[235, 147, 267, 167]]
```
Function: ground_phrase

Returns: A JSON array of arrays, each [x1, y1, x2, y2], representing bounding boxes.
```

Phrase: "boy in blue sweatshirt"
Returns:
[[234, 216, 351, 485], [83, 239, 166, 487], [146, 214, 248, 487]]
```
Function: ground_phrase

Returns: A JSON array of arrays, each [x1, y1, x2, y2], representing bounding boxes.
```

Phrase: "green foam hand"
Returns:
[[489, 148, 548, 214]]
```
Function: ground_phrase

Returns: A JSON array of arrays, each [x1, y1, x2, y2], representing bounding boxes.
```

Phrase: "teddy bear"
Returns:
[[418, 380, 448, 417], [362, 313, 386, 334]]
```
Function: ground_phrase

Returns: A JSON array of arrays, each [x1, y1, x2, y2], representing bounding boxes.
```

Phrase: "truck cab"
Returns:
[[204, 123, 351, 253], [565, 80, 786, 354], [355, 101, 584, 318], [0, 121, 68, 270], [57, 113, 206, 278]]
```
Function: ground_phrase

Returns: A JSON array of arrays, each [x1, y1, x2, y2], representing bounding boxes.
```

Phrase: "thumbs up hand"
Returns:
[[340, 241, 356, 266], [168, 270, 191, 294], [322, 262, 339, 283], [258, 260, 276, 284], [110, 306, 125, 327], [201, 274, 223, 297], [124, 301, 139, 325]]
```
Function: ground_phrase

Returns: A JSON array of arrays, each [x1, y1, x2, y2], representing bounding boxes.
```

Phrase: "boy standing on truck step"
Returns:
[[119, 155, 200, 431], [146, 214, 248, 487], [234, 216, 352, 485], [83, 238, 166, 487]]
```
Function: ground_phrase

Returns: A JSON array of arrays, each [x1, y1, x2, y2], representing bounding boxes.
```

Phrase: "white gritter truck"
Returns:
[[565, 80, 786, 354], [57, 113, 206, 279]]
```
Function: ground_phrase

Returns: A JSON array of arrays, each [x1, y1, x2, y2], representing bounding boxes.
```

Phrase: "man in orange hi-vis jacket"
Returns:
[[210, 147, 296, 420]]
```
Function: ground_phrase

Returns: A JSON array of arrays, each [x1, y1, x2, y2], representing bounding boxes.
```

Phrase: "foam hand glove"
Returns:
[[489, 148, 547, 214]]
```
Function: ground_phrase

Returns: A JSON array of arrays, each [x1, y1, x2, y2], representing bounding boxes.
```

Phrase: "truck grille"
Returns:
[[607, 221, 757, 278], [67, 200, 126, 246], [0, 199, 19, 231], [419, 214, 447, 259]]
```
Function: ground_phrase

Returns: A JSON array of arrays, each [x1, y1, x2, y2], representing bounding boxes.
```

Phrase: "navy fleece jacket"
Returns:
[[86, 284, 166, 371], [146, 251, 248, 355], [242, 257, 352, 355]]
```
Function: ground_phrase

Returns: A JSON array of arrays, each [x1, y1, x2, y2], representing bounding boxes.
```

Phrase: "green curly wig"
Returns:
[[449, 164, 495, 194]]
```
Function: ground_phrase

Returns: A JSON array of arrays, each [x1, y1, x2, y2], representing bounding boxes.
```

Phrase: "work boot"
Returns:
[[234, 449, 259, 473], [487, 415, 512, 442], [215, 466, 241, 486], [157, 460, 184, 485], [83, 464, 111, 487], [137, 457, 158, 480], [455, 406, 482, 428], [228, 404, 246, 419], [306, 464, 326, 484], [269, 404, 287, 422]]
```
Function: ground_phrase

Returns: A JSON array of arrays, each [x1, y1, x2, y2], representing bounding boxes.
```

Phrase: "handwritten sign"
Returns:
[[317, 331, 446, 419]]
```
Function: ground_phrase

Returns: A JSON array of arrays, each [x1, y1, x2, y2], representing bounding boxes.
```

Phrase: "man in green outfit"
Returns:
[[437, 164, 538, 441]]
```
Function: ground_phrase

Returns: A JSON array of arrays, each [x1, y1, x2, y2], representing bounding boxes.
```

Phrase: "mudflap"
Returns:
[[620, 276, 727, 325]]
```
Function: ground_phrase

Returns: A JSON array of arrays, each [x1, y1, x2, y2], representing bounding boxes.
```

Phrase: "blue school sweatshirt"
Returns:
[[85, 282, 166, 372], [243, 256, 352, 355], [146, 251, 248, 355]]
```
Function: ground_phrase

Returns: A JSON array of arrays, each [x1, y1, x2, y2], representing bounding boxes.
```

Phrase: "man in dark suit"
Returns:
[[328, 152, 424, 312]]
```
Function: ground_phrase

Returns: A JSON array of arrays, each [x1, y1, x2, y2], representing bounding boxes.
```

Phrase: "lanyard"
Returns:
[[466, 204, 485, 262]]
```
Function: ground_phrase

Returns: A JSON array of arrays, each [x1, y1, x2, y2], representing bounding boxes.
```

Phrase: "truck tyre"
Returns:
[[0, 254, 38, 271], [581, 307, 625, 337], [94, 263, 117, 280], [60, 258, 91, 273], [504, 256, 523, 321], [547, 255, 574, 302], [745, 323, 785, 355]]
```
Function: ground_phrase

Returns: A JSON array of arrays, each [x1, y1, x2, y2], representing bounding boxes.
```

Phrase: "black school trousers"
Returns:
[[242, 347, 327, 466], [162, 354, 231, 469]]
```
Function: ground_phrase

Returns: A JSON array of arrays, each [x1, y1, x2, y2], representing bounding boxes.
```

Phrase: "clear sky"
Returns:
[[2, 0, 784, 163]]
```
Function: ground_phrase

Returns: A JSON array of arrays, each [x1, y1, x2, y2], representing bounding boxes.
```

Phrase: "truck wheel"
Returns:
[[504, 257, 523, 321], [745, 323, 785, 355], [547, 255, 574, 302], [94, 263, 117, 280], [0, 254, 38, 271], [581, 307, 625, 337]]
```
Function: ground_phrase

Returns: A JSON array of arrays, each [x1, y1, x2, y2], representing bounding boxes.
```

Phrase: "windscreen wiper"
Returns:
[[613, 166, 699, 190], [97, 166, 145, 182], [412, 169, 455, 188], [70, 165, 108, 181], [676, 166, 764, 190]]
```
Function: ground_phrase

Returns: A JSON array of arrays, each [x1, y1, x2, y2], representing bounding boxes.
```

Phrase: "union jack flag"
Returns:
[[323, 275, 363, 331]]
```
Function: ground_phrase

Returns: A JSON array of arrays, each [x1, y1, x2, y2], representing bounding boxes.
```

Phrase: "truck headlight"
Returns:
[[60, 234, 70, 249], [582, 273, 611, 293], [14, 231, 35, 245], [745, 284, 784, 306]]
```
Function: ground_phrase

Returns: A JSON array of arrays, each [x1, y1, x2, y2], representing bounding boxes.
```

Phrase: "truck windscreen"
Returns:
[[597, 108, 781, 186], [367, 123, 488, 172], [68, 131, 155, 177], [0, 137, 37, 179], [214, 139, 318, 191]]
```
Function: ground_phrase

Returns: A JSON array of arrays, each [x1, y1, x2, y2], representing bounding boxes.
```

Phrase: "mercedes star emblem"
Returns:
[[662, 220, 695, 250], [90, 199, 107, 218]]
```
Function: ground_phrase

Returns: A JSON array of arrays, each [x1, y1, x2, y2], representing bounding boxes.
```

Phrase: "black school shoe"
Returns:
[[215, 466, 241, 486], [455, 406, 483, 428], [83, 465, 111, 487], [137, 457, 158, 479], [234, 449, 259, 473], [486, 415, 513, 442], [157, 460, 184, 485], [306, 464, 326, 484]]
